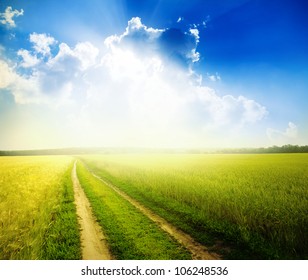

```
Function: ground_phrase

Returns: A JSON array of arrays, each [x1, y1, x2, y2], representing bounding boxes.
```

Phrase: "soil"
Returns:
[[91, 172, 221, 260], [71, 161, 113, 260]]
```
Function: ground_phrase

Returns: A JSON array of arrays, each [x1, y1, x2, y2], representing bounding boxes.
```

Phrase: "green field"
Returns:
[[78, 153, 308, 259], [0, 153, 307, 259], [0, 156, 81, 260]]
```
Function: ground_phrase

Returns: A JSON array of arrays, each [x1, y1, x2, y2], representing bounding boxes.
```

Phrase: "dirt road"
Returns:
[[90, 171, 220, 260], [71, 161, 113, 260]]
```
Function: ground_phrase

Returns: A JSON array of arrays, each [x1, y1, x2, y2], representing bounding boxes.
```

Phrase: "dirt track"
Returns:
[[71, 161, 113, 260], [90, 171, 220, 260]]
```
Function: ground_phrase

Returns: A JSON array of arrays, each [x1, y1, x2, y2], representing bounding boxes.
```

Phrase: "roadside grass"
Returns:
[[0, 156, 81, 259], [42, 161, 81, 259], [79, 154, 308, 259], [76, 160, 191, 260]]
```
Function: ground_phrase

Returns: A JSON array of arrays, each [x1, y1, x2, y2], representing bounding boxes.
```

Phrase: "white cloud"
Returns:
[[0, 59, 43, 104], [0, 6, 24, 28], [48, 41, 99, 70], [188, 29, 200, 62], [207, 72, 221, 82], [126, 16, 143, 30], [105, 17, 163, 51], [208, 75, 216, 82], [189, 28, 199, 42], [1, 18, 269, 148], [12, 34, 99, 104], [0, 60, 16, 88], [285, 122, 298, 138], [11, 75, 42, 104], [105, 17, 200, 66], [241, 97, 268, 123], [17, 49, 40, 68], [267, 122, 299, 145], [30, 33, 57, 56], [194, 88, 267, 126], [72, 42, 100, 70]]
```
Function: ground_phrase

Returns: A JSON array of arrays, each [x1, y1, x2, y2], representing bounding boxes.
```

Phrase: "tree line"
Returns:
[[216, 144, 308, 154], [0, 144, 308, 156]]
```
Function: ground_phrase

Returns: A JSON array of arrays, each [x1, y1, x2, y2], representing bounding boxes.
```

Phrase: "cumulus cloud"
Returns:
[[17, 49, 40, 68], [29, 33, 57, 56], [105, 17, 164, 55], [0, 59, 42, 104], [192, 88, 267, 126], [48, 41, 99, 70], [17, 33, 57, 68], [16, 33, 57, 69], [12, 33, 99, 104], [0, 60, 16, 88], [267, 122, 299, 145], [0, 6, 24, 28], [105, 17, 199, 67], [1, 17, 268, 148]]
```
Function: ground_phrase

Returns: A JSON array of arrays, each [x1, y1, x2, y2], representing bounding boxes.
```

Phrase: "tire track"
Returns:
[[71, 161, 113, 260], [88, 167, 220, 260]]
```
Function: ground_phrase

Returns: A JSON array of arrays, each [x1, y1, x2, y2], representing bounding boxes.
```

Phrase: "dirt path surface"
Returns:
[[90, 171, 221, 260], [72, 161, 113, 260]]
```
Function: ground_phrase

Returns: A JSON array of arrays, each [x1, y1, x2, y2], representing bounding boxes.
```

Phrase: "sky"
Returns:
[[0, 0, 307, 150]]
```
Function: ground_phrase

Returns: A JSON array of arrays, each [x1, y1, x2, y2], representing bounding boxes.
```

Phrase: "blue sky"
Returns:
[[0, 0, 307, 149]]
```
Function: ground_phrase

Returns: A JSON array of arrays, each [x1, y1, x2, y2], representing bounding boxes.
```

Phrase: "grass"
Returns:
[[79, 153, 308, 259], [1, 153, 306, 260], [76, 160, 191, 260], [42, 162, 81, 259], [0, 156, 81, 259]]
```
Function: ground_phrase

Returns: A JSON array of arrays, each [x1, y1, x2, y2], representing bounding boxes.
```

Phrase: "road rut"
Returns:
[[72, 161, 113, 260]]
